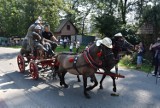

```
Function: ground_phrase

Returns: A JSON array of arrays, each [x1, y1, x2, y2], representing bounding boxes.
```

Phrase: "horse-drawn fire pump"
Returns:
[[17, 36, 133, 98]]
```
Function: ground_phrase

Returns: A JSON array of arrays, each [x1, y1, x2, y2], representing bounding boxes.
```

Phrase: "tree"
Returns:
[[0, 0, 64, 37], [94, 14, 121, 37]]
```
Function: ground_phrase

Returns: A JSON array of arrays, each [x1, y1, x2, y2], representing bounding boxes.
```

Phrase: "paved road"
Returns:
[[0, 47, 160, 108]]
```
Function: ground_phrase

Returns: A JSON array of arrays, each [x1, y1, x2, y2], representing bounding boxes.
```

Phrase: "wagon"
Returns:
[[17, 48, 57, 80]]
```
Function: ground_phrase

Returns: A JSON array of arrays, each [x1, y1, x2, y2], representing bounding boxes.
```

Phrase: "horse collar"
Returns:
[[73, 55, 81, 74], [83, 49, 102, 69]]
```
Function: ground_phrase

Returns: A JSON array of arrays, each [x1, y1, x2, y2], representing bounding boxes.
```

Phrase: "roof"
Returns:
[[136, 23, 154, 35], [55, 19, 78, 33]]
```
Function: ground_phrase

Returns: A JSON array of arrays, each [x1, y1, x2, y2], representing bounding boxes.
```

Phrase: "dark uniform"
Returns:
[[42, 31, 57, 55], [42, 31, 53, 40]]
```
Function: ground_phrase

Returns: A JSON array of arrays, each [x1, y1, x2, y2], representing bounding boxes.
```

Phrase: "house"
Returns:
[[54, 19, 78, 41], [71, 35, 95, 45], [136, 22, 158, 46]]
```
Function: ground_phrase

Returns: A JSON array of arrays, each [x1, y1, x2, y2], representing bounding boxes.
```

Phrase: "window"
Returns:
[[67, 25, 70, 30]]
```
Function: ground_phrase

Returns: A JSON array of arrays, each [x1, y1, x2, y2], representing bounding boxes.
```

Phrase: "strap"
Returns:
[[73, 55, 81, 74]]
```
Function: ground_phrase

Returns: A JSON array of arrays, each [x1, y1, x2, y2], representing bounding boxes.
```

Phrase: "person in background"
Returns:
[[69, 42, 74, 52], [135, 42, 145, 69], [150, 37, 160, 77], [63, 38, 67, 49], [76, 40, 80, 53]]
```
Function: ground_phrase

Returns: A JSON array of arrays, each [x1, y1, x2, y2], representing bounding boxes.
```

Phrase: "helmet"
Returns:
[[114, 33, 122, 37], [35, 20, 41, 24], [34, 25, 41, 30], [38, 16, 42, 21], [96, 37, 113, 48]]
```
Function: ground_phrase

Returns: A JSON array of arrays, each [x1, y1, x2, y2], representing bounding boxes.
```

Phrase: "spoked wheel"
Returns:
[[17, 54, 25, 73], [29, 61, 39, 80]]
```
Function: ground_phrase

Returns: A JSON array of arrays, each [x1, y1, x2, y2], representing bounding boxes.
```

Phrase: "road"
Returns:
[[0, 47, 160, 108]]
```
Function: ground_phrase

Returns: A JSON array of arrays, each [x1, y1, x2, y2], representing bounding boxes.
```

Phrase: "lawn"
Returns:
[[119, 55, 153, 73], [55, 45, 86, 53]]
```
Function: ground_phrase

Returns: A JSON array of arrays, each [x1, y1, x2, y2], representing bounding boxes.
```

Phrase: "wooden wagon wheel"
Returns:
[[17, 54, 25, 73], [29, 61, 39, 80]]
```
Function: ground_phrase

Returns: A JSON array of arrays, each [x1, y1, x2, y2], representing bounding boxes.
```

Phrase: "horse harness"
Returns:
[[73, 55, 81, 74]]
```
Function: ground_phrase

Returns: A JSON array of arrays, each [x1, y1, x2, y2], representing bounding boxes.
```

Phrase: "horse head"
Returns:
[[113, 36, 134, 55], [87, 37, 115, 70]]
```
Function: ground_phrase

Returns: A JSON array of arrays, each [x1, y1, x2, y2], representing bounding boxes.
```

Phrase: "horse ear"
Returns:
[[96, 40, 102, 46]]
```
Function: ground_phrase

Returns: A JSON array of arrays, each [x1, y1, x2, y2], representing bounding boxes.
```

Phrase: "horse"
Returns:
[[99, 36, 134, 91], [55, 37, 115, 98]]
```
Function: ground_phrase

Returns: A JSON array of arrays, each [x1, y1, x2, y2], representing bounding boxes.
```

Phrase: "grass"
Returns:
[[5, 45, 86, 53], [119, 55, 153, 73], [55, 45, 86, 53]]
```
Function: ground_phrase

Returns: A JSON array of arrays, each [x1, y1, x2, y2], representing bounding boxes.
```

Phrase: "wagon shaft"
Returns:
[[95, 71, 125, 78]]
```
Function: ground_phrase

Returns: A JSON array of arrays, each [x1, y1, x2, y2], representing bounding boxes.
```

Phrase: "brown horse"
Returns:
[[76, 37, 134, 93], [99, 37, 134, 92], [55, 38, 115, 98]]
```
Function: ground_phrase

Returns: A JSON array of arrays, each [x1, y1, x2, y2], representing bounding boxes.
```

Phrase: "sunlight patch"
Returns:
[[58, 91, 64, 96]]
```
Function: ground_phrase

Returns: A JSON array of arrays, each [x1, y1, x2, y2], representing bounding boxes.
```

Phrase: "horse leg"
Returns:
[[77, 75, 81, 82], [99, 74, 107, 89], [115, 64, 118, 74], [83, 75, 90, 99], [59, 71, 68, 88], [111, 76, 117, 92], [86, 74, 98, 91]]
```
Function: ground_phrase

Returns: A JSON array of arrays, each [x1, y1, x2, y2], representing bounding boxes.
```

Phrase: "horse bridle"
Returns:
[[116, 39, 133, 51], [83, 44, 114, 69]]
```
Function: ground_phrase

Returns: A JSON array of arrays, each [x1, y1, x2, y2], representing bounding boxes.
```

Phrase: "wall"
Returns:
[[60, 22, 77, 36]]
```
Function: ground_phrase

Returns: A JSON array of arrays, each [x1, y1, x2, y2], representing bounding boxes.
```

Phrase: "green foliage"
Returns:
[[0, 0, 64, 37], [119, 54, 153, 73], [94, 14, 121, 37]]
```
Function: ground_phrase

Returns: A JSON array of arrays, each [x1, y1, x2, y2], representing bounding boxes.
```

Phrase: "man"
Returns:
[[42, 24, 58, 42], [42, 24, 58, 55], [150, 37, 160, 77], [20, 19, 43, 55]]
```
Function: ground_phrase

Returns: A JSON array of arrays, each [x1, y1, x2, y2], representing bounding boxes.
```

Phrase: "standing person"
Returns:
[[76, 40, 80, 53], [63, 38, 67, 49], [135, 42, 145, 69], [150, 37, 160, 77], [69, 42, 74, 52]]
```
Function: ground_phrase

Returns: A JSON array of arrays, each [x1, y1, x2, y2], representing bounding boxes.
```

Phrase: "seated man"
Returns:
[[42, 24, 58, 55], [29, 25, 47, 57], [20, 19, 42, 55]]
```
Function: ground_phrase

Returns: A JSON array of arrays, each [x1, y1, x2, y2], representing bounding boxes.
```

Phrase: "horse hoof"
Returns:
[[113, 87, 116, 92], [111, 93, 119, 96], [85, 94, 91, 99], [64, 84, 68, 88], [60, 82, 63, 86], [99, 86, 103, 89]]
